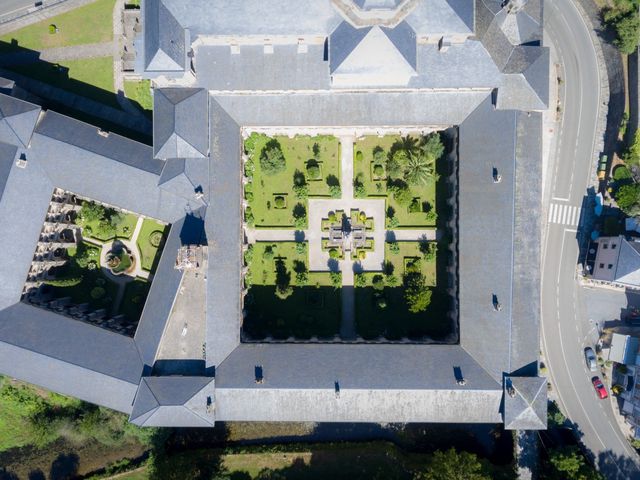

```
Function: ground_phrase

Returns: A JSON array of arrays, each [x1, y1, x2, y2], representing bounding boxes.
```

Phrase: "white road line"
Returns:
[[552, 203, 559, 223], [548, 204, 555, 223], [572, 206, 579, 226], [562, 204, 569, 224]]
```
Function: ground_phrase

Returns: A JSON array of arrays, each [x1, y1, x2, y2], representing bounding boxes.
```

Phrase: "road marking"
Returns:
[[548, 203, 580, 227], [552, 196, 570, 202]]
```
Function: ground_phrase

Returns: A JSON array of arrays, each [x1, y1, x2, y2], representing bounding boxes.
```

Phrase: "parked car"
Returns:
[[584, 347, 598, 372], [592, 376, 608, 399]]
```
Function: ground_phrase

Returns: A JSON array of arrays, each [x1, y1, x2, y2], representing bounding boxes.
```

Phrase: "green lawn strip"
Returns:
[[246, 134, 340, 228], [8, 56, 119, 109], [83, 212, 137, 242], [0, 0, 116, 52], [354, 135, 437, 228], [136, 219, 169, 273], [124, 79, 152, 115], [249, 241, 308, 285], [118, 277, 150, 322]]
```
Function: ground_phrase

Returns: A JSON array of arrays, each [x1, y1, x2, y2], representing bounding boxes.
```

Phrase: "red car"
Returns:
[[592, 377, 608, 399]]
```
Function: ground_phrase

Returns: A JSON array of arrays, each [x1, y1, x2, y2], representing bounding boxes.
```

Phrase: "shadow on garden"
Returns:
[[0, 39, 151, 144]]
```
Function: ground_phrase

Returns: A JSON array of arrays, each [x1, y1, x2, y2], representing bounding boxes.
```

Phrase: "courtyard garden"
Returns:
[[242, 241, 341, 340], [244, 133, 341, 228], [41, 198, 169, 326], [353, 133, 442, 228]]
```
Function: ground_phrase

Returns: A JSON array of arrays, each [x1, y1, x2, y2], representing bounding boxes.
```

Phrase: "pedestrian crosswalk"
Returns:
[[548, 203, 581, 227]]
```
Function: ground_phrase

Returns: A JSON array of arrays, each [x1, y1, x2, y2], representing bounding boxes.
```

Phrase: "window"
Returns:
[[608, 264, 613, 269], [612, 244, 617, 249], [599, 263, 605, 269], [603, 243, 608, 249]]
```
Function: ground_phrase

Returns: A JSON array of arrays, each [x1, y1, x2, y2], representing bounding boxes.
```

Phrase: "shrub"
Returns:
[[392, 183, 413, 207], [355, 150, 363, 162], [359, 211, 367, 222], [274, 195, 286, 209], [244, 191, 254, 202], [296, 271, 308, 285], [615, 183, 640, 216], [259, 139, 286, 175], [90, 287, 106, 299], [328, 212, 337, 222], [375, 296, 387, 310], [355, 273, 367, 287], [275, 285, 293, 300], [49, 24, 57, 34], [408, 198, 422, 213], [372, 275, 385, 291], [244, 244, 254, 264], [425, 210, 437, 224], [329, 248, 340, 259], [306, 160, 320, 179], [294, 215, 307, 229], [149, 230, 164, 247], [373, 164, 384, 177], [358, 250, 366, 260], [44, 276, 83, 287], [293, 183, 308, 199], [354, 183, 366, 198], [373, 147, 387, 164], [385, 274, 398, 287], [264, 245, 276, 260], [329, 184, 341, 199], [389, 241, 400, 254], [330, 272, 342, 288], [295, 242, 306, 255], [244, 206, 254, 225], [614, 165, 632, 181], [388, 216, 399, 228], [404, 273, 431, 313]]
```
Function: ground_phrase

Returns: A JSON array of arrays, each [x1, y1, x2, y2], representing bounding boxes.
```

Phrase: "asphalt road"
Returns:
[[542, 1, 640, 478], [0, 0, 43, 20]]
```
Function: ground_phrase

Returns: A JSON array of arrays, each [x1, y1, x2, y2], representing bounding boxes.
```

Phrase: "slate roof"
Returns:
[[130, 376, 215, 426], [0, 94, 40, 148], [614, 238, 640, 287], [0, 141, 17, 203], [143, 0, 187, 72], [504, 376, 547, 430], [153, 88, 209, 159]]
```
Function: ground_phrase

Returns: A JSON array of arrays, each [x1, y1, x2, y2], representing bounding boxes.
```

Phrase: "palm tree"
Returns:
[[404, 150, 434, 186]]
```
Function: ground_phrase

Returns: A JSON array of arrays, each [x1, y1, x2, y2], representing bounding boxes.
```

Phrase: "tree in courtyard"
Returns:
[[259, 139, 286, 175], [330, 271, 342, 289], [404, 151, 435, 186], [387, 148, 409, 179], [78, 201, 106, 224], [306, 160, 321, 180], [418, 132, 445, 162], [390, 181, 413, 207], [615, 183, 640, 216], [354, 273, 367, 287], [404, 273, 431, 313], [292, 203, 307, 229], [547, 446, 603, 480], [413, 448, 490, 480], [292, 170, 308, 199]]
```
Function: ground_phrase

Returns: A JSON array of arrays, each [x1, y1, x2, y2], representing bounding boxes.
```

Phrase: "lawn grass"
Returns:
[[136, 218, 169, 273], [354, 135, 437, 228], [119, 277, 150, 322], [0, 0, 116, 52], [246, 134, 341, 228], [8, 56, 119, 109], [245, 242, 340, 339], [82, 211, 138, 242], [354, 242, 448, 340], [384, 241, 436, 286], [124, 79, 152, 114]]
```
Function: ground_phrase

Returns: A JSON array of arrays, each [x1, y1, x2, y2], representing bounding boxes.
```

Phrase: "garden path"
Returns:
[[339, 135, 354, 199]]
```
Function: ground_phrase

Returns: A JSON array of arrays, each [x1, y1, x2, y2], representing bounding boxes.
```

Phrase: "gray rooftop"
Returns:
[[0, 0, 548, 428]]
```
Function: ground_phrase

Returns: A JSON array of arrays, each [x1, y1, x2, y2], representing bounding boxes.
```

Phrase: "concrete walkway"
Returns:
[[340, 285, 356, 340], [339, 136, 354, 199]]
